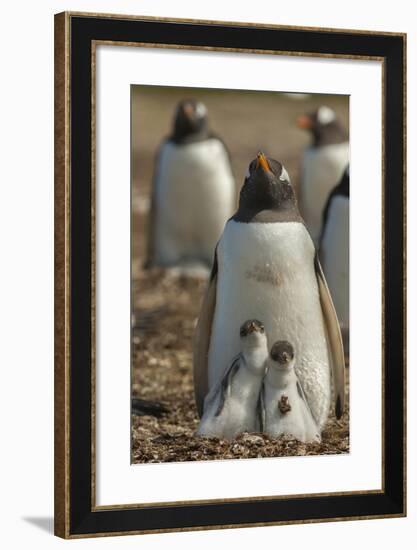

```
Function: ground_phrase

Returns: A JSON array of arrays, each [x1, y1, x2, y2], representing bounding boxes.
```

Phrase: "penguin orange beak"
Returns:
[[256, 152, 271, 172], [297, 114, 313, 129]]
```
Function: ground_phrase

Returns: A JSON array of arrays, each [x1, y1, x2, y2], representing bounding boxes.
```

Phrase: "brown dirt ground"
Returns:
[[131, 87, 349, 463]]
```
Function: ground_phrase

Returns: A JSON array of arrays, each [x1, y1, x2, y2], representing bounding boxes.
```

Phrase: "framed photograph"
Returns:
[[54, 12, 406, 538]]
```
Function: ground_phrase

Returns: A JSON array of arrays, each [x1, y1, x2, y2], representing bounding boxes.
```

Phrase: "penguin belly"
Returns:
[[321, 196, 349, 331], [263, 382, 320, 443], [299, 142, 349, 246], [208, 221, 331, 429], [153, 139, 235, 267]]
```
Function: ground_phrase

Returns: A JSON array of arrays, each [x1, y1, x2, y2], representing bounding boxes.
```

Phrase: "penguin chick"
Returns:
[[196, 319, 268, 440], [260, 341, 321, 443]]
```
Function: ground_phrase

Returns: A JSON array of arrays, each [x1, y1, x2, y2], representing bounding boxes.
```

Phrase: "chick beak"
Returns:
[[256, 152, 271, 172], [297, 114, 313, 129]]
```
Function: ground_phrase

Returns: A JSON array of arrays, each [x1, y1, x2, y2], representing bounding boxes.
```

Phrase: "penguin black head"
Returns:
[[270, 341, 295, 366], [235, 153, 297, 221], [239, 319, 265, 338], [297, 106, 348, 147], [172, 99, 209, 144]]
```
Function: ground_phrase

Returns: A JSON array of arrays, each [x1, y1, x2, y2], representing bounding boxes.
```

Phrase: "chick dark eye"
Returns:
[[260, 326, 265, 333]]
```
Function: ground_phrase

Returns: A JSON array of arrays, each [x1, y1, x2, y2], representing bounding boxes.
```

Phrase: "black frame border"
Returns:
[[54, 12, 406, 538]]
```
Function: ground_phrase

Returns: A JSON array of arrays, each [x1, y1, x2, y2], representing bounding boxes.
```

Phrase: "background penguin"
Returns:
[[193, 153, 345, 431], [260, 341, 321, 443], [196, 319, 268, 439], [297, 106, 349, 246], [320, 166, 350, 354], [145, 99, 235, 271]]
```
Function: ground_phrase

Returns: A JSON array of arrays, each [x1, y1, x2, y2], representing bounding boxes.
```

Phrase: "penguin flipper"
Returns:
[[215, 354, 241, 417], [193, 249, 218, 417], [257, 384, 266, 432], [315, 254, 345, 419]]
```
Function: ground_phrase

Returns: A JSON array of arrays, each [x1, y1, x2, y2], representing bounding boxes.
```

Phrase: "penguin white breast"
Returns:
[[321, 196, 349, 328], [198, 365, 262, 439], [209, 220, 331, 428], [264, 382, 319, 442], [154, 139, 235, 265], [299, 142, 349, 245]]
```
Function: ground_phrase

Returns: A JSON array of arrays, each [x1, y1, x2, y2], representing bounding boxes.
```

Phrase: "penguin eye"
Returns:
[[260, 325, 265, 333]]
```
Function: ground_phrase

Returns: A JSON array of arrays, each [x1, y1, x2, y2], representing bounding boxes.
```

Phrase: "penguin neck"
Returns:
[[233, 200, 302, 224], [266, 362, 296, 389], [170, 127, 210, 145], [311, 123, 348, 147]]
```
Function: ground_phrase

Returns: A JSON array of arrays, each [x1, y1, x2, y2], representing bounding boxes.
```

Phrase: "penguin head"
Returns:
[[239, 319, 267, 348], [238, 152, 295, 212], [269, 341, 295, 369], [296, 106, 347, 147], [172, 99, 208, 142]]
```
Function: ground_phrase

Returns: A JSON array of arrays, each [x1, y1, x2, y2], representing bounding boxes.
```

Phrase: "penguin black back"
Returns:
[[320, 165, 350, 245]]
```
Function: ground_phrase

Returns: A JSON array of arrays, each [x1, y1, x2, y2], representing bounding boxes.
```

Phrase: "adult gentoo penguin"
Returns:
[[320, 166, 350, 352], [193, 153, 345, 431], [260, 341, 321, 443], [297, 105, 349, 246], [145, 99, 235, 269], [197, 319, 268, 439]]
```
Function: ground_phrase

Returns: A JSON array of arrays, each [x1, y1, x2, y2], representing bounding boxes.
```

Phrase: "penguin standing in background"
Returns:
[[196, 319, 268, 440], [297, 106, 349, 247], [145, 99, 235, 271], [320, 166, 350, 353], [260, 341, 321, 443], [193, 153, 345, 432]]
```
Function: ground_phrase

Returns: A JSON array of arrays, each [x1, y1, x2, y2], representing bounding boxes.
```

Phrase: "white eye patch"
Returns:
[[317, 105, 336, 125], [245, 167, 251, 179], [195, 102, 207, 118], [279, 166, 290, 183]]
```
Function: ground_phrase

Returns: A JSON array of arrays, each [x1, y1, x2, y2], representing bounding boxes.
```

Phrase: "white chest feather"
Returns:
[[321, 196, 349, 328], [209, 221, 331, 428], [154, 139, 235, 265], [299, 142, 349, 245], [197, 361, 264, 439], [263, 369, 320, 443]]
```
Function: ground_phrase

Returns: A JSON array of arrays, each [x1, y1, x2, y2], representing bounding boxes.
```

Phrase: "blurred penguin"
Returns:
[[145, 99, 235, 272], [197, 319, 268, 440], [320, 166, 350, 354], [297, 106, 349, 246]]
